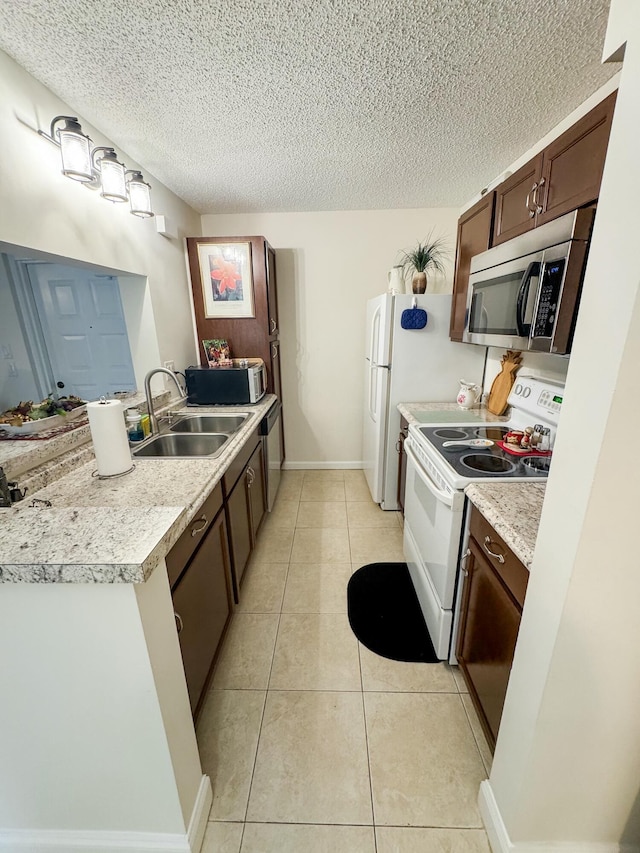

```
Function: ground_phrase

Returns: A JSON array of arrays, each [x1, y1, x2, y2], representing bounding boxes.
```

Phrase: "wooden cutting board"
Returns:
[[487, 350, 522, 415]]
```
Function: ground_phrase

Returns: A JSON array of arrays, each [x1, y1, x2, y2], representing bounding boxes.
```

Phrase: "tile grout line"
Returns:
[[241, 524, 295, 829], [357, 642, 379, 851], [458, 691, 493, 778]]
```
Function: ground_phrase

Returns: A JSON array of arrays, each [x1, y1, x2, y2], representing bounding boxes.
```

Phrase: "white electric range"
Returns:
[[403, 376, 564, 661]]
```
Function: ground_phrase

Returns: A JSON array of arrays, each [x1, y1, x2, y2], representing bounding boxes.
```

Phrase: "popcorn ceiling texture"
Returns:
[[0, 0, 617, 213]]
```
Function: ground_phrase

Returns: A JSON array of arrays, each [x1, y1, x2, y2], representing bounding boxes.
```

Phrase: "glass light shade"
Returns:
[[58, 120, 93, 182], [99, 152, 128, 202], [127, 173, 153, 218]]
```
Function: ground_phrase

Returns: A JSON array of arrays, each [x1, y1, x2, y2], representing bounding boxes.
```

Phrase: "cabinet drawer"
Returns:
[[469, 507, 529, 607], [166, 483, 223, 588], [222, 430, 260, 496]]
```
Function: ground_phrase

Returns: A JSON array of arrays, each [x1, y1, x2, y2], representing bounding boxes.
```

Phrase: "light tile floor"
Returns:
[[198, 469, 492, 853]]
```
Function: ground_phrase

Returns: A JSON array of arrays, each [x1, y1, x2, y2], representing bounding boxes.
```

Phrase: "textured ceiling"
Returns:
[[0, 0, 618, 214]]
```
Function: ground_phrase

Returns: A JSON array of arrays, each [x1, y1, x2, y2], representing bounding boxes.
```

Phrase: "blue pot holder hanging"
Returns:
[[400, 296, 428, 330]]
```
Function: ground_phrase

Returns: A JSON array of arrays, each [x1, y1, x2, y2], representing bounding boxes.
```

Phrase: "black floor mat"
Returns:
[[347, 562, 439, 663]]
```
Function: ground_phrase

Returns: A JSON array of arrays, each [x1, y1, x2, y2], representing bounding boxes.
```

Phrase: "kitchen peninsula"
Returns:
[[0, 395, 275, 852]]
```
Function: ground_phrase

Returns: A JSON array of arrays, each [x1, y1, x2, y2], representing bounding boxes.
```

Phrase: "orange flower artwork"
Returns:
[[210, 258, 241, 296], [197, 240, 254, 318]]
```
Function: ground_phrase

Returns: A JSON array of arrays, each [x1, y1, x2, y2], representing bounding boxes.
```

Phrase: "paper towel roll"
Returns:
[[87, 399, 132, 477]]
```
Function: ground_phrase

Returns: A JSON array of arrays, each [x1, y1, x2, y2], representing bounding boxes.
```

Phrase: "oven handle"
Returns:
[[405, 441, 454, 508]]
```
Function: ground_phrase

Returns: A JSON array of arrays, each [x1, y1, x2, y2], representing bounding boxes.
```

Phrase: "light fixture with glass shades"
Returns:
[[91, 147, 128, 202], [125, 170, 154, 218], [37, 114, 154, 218], [38, 115, 94, 182]]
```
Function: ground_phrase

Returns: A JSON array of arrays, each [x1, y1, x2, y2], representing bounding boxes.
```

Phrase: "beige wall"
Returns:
[[0, 49, 201, 381], [200, 209, 459, 465], [481, 2, 640, 850]]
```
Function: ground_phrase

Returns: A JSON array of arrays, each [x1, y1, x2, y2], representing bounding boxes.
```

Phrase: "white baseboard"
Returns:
[[187, 775, 212, 853], [0, 776, 213, 853], [0, 829, 190, 852], [282, 461, 363, 470], [479, 780, 623, 853]]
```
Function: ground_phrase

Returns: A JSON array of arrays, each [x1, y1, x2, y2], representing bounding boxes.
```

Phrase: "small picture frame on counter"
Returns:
[[202, 338, 232, 367]]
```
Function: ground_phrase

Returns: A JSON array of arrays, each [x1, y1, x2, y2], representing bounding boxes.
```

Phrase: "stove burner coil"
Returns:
[[433, 428, 470, 440], [474, 426, 509, 440], [522, 456, 552, 473], [461, 453, 517, 474]]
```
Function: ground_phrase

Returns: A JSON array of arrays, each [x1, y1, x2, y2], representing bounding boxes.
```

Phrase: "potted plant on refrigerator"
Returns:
[[400, 233, 449, 294]]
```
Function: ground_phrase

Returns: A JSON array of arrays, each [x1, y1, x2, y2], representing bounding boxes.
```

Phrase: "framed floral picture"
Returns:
[[196, 241, 255, 318]]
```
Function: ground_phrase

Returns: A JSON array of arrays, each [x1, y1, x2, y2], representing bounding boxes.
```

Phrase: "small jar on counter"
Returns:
[[539, 428, 551, 452], [125, 409, 144, 443]]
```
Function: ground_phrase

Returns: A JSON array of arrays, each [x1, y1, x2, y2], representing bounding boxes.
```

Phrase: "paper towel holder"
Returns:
[[91, 465, 135, 480]]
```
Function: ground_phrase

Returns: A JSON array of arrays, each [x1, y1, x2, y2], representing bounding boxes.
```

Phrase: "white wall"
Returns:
[[200, 209, 459, 465], [482, 2, 640, 849], [0, 49, 201, 382], [0, 576, 190, 836], [0, 262, 41, 410]]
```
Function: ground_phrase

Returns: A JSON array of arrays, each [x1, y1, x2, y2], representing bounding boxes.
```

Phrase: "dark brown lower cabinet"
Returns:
[[225, 437, 267, 599], [456, 507, 529, 751], [171, 510, 233, 715]]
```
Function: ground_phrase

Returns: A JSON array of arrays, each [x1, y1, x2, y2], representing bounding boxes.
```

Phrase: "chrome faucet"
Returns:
[[143, 368, 186, 435]]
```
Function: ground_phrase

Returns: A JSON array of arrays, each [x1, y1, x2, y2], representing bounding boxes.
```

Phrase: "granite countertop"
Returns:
[[0, 391, 164, 481], [0, 395, 276, 584], [398, 401, 509, 427], [464, 481, 546, 569]]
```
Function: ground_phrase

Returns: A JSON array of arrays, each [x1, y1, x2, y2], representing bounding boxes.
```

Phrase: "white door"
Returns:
[[363, 295, 392, 502], [27, 264, 136, 400]]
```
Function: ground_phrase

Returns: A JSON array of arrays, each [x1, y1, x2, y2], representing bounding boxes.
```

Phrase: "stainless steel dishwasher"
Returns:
[[260, 399, 283, 511]]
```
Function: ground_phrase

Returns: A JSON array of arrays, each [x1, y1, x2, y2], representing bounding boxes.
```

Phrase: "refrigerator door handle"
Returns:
[[369, 304, 382, 364], [368, 364, 378, 420]]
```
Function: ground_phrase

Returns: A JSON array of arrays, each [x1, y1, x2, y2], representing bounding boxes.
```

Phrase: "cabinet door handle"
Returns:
[[396, 440, 402, 453], [533, 177, 545, 213], [460, 548, 471, 576], [271, 344, 278, 359], [247, 466, 255, 487], [483, 536, 505, 563], [270, 318, 277, 334], [190, 514, 208, 537], [525, 183, 538, 218], [174, 612, 184, 634]]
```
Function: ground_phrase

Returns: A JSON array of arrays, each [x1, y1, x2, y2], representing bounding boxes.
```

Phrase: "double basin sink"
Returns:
[[132, 413, 249, 459]]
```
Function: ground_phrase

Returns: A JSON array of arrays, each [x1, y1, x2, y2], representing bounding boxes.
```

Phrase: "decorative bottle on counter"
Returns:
[[125, 409, 144, 443]]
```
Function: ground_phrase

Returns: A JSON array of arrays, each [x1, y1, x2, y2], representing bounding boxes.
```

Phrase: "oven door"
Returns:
[[403, 439, 466, 659]]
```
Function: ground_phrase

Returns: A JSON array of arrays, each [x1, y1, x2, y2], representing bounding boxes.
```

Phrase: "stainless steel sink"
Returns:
[[132, 432, 230, 459], [169, 414, 249, 434]]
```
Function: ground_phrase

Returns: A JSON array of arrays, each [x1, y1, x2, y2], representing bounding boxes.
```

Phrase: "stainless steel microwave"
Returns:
[[463, 206, 595, 354], [186, 361, 267, 405]]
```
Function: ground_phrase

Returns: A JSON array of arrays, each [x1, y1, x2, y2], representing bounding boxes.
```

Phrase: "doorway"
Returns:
[[25, 263, 136, 400]]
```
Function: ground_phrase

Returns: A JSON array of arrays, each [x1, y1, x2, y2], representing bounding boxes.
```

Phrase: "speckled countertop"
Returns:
[[398, 401, 509, 427], [0, 391, 166, 481], [464, 482, 546, 568], [0, 396, 276, 584]]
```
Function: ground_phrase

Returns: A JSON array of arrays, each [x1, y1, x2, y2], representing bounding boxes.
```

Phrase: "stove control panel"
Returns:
[[508, 376, 564, 424]]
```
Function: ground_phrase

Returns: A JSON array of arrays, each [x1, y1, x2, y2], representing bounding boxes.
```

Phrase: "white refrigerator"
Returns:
[[363, 293, 486, 509]]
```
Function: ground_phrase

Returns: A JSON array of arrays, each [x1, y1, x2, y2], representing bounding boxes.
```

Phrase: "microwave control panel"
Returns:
[[532, 259, 566, 338]]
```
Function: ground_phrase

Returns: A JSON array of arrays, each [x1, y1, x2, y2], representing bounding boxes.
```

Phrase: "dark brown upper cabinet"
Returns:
[[449, 192, 495, 342], [186, 235, 282, 399], [493, 91, 616, 246]]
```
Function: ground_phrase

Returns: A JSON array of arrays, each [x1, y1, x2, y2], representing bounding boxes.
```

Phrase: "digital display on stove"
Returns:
[[553, 395, 563, 404]]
